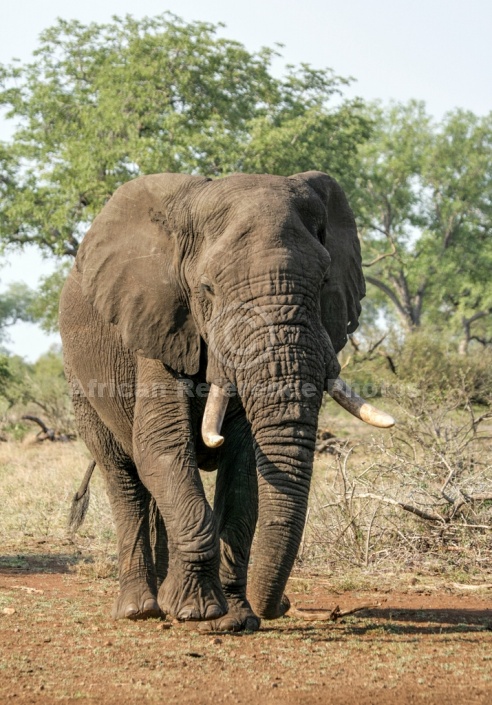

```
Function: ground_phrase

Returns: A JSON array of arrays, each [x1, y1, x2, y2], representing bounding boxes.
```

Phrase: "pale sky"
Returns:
[[1, 0, 491, 360]]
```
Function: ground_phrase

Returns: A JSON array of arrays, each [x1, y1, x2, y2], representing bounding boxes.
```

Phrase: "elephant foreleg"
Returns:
[[132, 359, 227, 622]]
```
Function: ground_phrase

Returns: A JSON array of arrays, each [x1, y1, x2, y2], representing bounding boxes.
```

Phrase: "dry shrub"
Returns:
[[304, 385, 492, 578], [340, 331, 492, 407], [0, 349, 76, 440], [392, 332, 492, 405]]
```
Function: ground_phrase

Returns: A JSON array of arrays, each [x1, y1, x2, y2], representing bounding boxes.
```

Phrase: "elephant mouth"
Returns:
[[201, 378, 395, 448]]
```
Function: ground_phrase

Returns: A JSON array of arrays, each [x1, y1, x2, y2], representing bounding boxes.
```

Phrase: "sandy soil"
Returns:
[[1, 545, 491, 704]]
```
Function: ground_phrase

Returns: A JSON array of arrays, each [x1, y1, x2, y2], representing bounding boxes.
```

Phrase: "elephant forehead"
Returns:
[[201, 249, 330, 305], [200, 222, 331, 283], [199, 175, 326, 236]]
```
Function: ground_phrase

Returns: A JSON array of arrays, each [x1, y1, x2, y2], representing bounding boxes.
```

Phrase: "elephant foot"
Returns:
[[158, 570, 227, 622], [112, 588, 162, 620], [200, 597, 260, 632]]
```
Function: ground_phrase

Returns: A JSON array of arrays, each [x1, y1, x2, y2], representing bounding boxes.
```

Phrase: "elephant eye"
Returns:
[[200, 280, 215, 297], [322, 263, 331, 284], [316, 225, 326, 243]]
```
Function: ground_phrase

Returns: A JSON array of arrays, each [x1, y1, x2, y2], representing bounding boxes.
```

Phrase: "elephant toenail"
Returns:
[[178, 607, 199, 621], [143, 598, 159, 613], [125, 604, 139, 618], [204, 604, 223, 620]]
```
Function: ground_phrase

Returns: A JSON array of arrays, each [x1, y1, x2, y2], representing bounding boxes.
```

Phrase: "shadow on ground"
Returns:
[[0, 552, 83, 575], [265, 605, 492, 641]]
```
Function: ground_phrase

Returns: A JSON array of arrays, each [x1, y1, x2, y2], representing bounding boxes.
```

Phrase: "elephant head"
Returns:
[[76, 171, 393, 619]]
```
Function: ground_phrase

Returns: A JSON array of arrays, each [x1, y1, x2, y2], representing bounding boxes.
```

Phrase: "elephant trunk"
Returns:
[[236, 340, 327, 619], [250, 390, 317, 619], [249, 428, 315, 619]]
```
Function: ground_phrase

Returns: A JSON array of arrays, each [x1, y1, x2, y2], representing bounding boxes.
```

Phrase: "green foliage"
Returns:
[[1, 420, 30, 441], [0, 282, 37, 340], [0, 13, 370, 259], [392, 331, 492, 405], [339, 328, 492, 408], [0, 353, 32, 408], [27, 263, 72, 333], [341, 362, 387, 400], [356, 102, 492, 349], [0, 347, 74, 434], [28, 348, 74, 429], [421, 111, 492, 339]]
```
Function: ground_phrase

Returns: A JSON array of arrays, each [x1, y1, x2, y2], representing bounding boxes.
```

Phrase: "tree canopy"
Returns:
[[0, 282, 36, 341], [0, 13, 490, 354], [355, 102, 492, 351], [0, 13, 370, 259]]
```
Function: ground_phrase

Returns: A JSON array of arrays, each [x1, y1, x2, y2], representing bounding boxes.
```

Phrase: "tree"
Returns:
[[0, 282, 36, 340], [356, 102, 492, 351], [421, 110, 492, 353], [0, 14, 371, 333], [0, 346, 74, 434], [355, 101, 433, 331], [0, 13, 370, 261], [0, 282, 38, 410], [26, 263, 71, 333], [0, 348, 40, 414]]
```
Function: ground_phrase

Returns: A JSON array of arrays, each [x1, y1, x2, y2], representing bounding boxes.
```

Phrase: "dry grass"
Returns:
[[1, 391, 491, 586], [0, 441, 115, 556]]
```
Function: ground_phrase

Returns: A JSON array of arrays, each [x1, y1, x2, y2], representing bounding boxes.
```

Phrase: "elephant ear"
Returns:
[[291, 171, 366, 354], [76, 173, 208, 375]]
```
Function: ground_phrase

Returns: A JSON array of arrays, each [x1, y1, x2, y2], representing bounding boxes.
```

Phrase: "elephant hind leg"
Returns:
[[71, 390, 166, 620]]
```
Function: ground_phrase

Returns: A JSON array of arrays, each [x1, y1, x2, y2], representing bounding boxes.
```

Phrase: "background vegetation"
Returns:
[[0, 13, 490, 578]]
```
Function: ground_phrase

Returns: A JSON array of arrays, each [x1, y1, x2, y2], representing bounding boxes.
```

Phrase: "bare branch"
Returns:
[[365, 275, 410, 326], [460, 492, 492, 503], [367, 334, 388, 356], [437, 453, 458, 504], [22, 415, 49, 434], [362, 240, 397, 267], [467, 309, 492, 325], [354, 492, 446, 523], [288, 603, 379, 622]]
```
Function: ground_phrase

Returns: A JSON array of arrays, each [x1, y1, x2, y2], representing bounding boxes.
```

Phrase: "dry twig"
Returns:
[[288, 603, 379, 622]]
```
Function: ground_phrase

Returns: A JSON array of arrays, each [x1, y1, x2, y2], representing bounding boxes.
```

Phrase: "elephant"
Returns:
[[59, 171, 394, 631]]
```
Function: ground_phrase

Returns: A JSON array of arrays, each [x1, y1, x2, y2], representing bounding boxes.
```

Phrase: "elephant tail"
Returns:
[[68, 459, 96, 533]]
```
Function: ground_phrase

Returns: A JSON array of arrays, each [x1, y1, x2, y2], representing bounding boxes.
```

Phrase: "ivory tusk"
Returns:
[[327, 378, 395, 428], [202, 384, 229, 448]]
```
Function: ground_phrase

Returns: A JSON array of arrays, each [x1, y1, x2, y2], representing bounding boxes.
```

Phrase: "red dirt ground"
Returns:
[[1, 550, 492, 704]]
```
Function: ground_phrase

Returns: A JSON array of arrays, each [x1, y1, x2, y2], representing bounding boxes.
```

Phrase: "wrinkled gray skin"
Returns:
[[59, 171, 365, 631]]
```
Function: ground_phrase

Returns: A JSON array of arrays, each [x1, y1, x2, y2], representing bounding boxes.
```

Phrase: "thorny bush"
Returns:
[[303, 383, 492, 577]]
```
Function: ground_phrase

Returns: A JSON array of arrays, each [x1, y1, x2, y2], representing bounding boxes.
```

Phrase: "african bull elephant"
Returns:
[[59, 171, 393, 631]]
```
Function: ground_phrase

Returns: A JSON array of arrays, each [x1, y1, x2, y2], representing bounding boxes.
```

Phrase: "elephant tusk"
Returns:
[[202, 384, 229, 448], [327, 378, 395, 428]]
